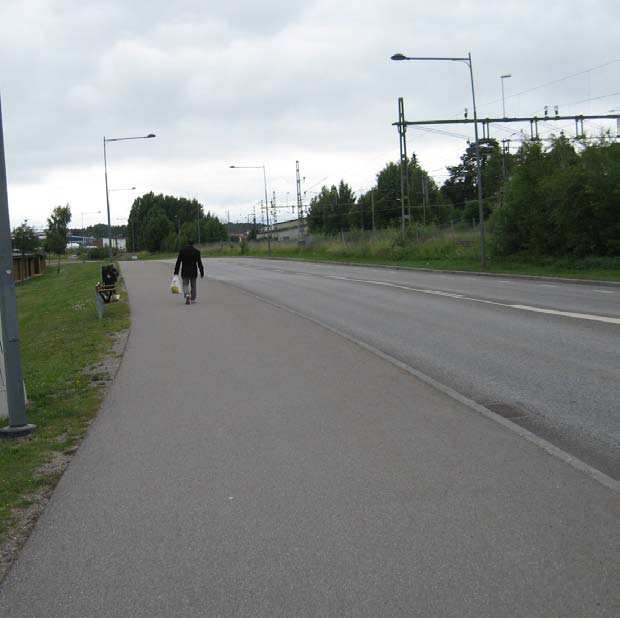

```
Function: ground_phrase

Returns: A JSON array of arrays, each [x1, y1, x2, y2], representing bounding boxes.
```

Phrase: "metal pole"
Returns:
[[103, 138, 113, 259], [371, 189, 376, 233], [422, 176, 427, 226], [262, 165, 271, 256], [0, 96, 34, 437], [501, 78, 506, 118], [196, 203, 201, 244], [398, 97, 407, 240], [468, 53, 486, 268], [296, 160, 304, 244]]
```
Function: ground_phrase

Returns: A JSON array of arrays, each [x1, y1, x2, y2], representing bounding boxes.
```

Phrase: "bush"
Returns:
[[86, 247, 108, 260], [489, 138, 619, 257]]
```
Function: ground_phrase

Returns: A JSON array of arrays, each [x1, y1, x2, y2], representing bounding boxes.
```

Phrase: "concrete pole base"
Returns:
[[0, 423, 36, 438]]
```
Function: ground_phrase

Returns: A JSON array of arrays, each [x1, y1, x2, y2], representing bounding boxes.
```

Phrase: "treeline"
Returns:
[[70, 223, 127, 240], [307, 158, 452, 234], [307, 135, 619, 258], [127, 192, 227, 252]]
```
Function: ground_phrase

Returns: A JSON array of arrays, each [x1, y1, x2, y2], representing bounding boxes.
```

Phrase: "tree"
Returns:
[[13, 220, 39, 255], [306, 181, 355, 235], [489, 137, 620, 257], [442, 138, 508, 221], [366, 158, 447, 229], [44, 204, 71, 271], [143, 208, 172, 252], [201, 213, 227, 242], [127, 192, 227, 251]]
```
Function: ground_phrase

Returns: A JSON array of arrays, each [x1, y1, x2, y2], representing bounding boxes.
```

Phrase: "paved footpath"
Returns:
[[0, 260, 618, 617]]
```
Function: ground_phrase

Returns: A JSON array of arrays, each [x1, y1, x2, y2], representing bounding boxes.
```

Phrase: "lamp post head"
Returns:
[[229, 165, 236, 168], [146, 133, 156, 138], [500, 74, 511, 79], [391, 53, 408, 61]]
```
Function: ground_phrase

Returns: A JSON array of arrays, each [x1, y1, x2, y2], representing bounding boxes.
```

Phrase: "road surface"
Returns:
[[0, 259, 617, 617], [204, 258, 620, 479]]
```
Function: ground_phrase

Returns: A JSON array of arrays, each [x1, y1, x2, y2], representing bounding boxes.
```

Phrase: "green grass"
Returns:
[[198, 231, 620, 281], [0, 263, 129, 539]]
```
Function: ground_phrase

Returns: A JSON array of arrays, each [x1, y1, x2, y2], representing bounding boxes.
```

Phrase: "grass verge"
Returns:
[[0, 263, 129, 548], [198, 232, 620, 282]]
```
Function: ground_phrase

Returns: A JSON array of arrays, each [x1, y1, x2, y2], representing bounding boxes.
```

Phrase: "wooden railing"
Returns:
[[12, 254, 47, 283]]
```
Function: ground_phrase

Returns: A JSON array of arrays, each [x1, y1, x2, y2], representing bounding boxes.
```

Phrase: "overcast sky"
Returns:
[[1, 0, 618, 229]]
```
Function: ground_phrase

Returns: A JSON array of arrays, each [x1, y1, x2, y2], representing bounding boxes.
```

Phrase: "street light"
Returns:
[[81, 210, 101, 247], [391, 52, 487, 267], [229, 164, 271, 256], [500, 74, 512, 117], [103, 134, 155, 259], [0, 96, 34, 437]]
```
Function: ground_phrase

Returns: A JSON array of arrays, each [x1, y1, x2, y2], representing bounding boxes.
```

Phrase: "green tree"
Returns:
[[489, 137, 620, 257], [179, 221, 196, 246], [201, 212, 227, 242], [44, 204, 71, 271], [442, 138, 508, 220], [306, 181, 355, 235], [366, 158, 446, 229], [348, 190, 373, 230], [12, 220, 39, 255], [143, 208, 172, 252], [127, 192, 227, 250]]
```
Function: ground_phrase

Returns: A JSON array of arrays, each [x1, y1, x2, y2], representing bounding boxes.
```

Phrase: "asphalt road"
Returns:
[[203, 258, 620, 478], [0, 260, 618, 617]]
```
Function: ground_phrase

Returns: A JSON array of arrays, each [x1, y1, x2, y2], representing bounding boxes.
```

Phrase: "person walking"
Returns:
[[174, 238, 204, 305]]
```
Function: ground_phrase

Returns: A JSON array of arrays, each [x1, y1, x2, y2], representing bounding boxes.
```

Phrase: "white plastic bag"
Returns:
[[170, 275, 180, 295]]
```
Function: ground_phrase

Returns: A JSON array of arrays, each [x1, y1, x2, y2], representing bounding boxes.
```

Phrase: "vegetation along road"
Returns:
[[203, 257, 620, 479]]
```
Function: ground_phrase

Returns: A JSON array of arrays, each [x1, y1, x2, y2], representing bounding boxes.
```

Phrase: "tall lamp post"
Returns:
[[0, 96, 34, 437], [391, 52, 487, 268], [103, 134, 155, 259], [229, 164, 271, 256], [500, 74, 511, 117]]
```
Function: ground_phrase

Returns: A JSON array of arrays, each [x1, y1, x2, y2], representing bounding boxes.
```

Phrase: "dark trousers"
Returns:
[[182, 277, 197, 300]]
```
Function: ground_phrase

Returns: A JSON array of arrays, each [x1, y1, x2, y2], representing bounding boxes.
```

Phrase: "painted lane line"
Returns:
[[338, 277, 620, 325], [223, 265, 620, 326], [594, 290, 614, 294], [509, 305, 620, 324]]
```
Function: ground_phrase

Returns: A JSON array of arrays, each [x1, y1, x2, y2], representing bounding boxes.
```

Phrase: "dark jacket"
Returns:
[[174, 245, 204, 279]]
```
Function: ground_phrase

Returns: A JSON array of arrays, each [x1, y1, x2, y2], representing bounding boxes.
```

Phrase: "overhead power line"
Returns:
[[475, 58, 620, 111]]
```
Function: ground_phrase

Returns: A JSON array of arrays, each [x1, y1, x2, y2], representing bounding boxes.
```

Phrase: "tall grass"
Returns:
[[198, 226, 620, 280], [201, 226, 480, 263]]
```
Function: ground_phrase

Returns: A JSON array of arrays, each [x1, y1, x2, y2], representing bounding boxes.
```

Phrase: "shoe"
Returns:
[[185, 296, 191, 305]]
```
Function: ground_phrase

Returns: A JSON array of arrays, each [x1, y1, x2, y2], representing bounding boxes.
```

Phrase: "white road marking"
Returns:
[[344, 277, 620, 325], [509, 305, 620, 324], [226, 263, 620, 326]]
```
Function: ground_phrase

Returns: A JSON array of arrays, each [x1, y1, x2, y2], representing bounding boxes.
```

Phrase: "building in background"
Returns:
[[256, 218, 305, 242]]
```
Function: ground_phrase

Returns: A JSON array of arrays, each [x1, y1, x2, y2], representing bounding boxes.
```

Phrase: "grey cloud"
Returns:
[[1, 0, 618, 223]]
